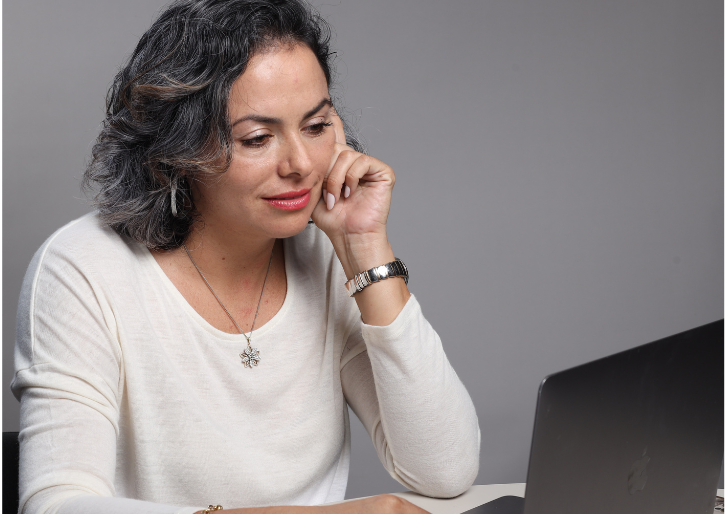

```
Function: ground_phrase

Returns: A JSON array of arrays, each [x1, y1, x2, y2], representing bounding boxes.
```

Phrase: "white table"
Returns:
[[387, 484, 725, 514]]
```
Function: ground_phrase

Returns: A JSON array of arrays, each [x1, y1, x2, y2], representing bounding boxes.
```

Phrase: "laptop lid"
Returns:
[[521, 319, 724, 514]]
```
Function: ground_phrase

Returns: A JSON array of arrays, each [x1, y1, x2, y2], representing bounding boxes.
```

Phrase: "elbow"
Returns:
[[391, 438, 480, 499], [20, 486, 93, 514], [415, 421, 481, 498], [412, 454, 479, 499], [384, 408, 482, 498]]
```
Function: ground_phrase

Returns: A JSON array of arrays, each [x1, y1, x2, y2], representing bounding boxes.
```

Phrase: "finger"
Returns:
[[311, 189, 327, 223], [330, 107, 347, 146], [343, 154, 393, 198], [342, 155, 366, 199], [321, 187, 332, 212], [326, 109, 352, 178], [324, 149, 361, 210]]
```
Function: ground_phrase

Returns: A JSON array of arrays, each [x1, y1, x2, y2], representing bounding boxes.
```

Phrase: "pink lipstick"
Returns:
[[263, 189, 311, 211]]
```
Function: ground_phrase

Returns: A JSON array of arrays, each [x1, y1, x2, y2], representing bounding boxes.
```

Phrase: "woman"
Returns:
[[11, 1, 480, 513]]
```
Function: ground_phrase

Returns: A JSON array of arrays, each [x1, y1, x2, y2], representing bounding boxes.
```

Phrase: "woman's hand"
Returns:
[[311, 112, 410, 326], [318, 494, 431, 514], [311, 112, 394, 252], [311, 111, 396, 283], [196, 494, 431, 514]]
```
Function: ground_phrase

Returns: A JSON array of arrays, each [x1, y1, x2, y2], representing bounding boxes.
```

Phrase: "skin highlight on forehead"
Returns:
[[229, 44, 329, 125]]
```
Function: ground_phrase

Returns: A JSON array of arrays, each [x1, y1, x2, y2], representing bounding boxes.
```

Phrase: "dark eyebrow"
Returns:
[[231, 98, 332, 128], [302, 98, 333, 120]]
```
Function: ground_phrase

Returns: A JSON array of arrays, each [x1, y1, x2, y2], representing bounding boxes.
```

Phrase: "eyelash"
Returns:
[[240, 122, 333, 148], [241, 134, 272, 148], [305, 121, 333, 136]]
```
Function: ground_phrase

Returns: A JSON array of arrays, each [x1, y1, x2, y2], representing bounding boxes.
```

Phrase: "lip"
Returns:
[[263, 188, 312, 211]]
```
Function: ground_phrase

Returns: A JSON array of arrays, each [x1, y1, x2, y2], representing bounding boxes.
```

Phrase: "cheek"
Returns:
[[227, 152, 277, 186], [311, 136, 337, 172]]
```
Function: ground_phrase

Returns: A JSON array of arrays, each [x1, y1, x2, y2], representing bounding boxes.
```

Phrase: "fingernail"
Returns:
[[344, 185, 351, 198], [326, 192, 335, 210]]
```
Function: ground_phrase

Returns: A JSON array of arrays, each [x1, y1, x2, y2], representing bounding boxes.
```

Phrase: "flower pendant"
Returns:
[[240, 345, 261, 368]]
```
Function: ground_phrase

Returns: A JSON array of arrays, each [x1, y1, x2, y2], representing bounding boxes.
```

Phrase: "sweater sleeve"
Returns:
[[339, 294, 480, 498], [10, 237, 200, 514]]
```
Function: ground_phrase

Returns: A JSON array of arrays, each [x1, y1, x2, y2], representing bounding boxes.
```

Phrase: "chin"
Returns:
[[265, 211, 315, 239]]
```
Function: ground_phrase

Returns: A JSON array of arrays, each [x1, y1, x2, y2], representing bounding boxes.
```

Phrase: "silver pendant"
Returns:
[[240, 345, 261, 368]]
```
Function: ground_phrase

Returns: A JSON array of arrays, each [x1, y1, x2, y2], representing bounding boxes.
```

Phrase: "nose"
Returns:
[[279, 135, 314, 179]]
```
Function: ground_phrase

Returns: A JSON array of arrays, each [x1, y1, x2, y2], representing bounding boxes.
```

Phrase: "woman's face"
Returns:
[[193, 43, 336, 241]]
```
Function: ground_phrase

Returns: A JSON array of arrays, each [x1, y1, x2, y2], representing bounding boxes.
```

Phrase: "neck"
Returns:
[[182, 221, 278, 284]]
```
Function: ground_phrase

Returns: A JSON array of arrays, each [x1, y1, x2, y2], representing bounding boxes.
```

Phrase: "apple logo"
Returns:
[[628, 448, 651, 495]]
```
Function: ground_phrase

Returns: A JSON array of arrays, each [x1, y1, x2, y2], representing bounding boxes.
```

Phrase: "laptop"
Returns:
[[466, 319, 724, 514]]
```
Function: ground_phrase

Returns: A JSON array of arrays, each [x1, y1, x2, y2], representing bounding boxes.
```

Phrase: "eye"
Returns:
[[304, 121, 333, 137], [240, 133, 273, 148]]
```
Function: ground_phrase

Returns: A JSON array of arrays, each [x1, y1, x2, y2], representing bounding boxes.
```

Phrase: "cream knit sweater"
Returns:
[[11, 213, 480, 514]]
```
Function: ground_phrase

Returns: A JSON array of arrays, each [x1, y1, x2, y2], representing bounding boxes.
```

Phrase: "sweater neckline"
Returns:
[[140, 238, 295, 342]]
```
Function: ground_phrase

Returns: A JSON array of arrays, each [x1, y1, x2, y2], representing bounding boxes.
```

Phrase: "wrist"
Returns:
[[332, 233, 394, 279], [195, 506, 223, 514]]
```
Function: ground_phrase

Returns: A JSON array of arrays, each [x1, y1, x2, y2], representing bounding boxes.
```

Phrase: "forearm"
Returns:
[[193, 507, 319, 514], [198, 495, 429, 514], [344, 297, 480, 498]]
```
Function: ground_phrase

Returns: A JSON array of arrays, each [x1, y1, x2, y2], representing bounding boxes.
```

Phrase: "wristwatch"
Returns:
[[345, 258, 408, 297]]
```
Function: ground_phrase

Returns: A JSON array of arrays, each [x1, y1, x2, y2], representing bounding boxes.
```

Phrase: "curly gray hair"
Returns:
[[83, 0, 362, 249]]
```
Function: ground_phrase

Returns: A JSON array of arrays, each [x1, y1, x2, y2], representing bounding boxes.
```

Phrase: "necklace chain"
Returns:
[[182, 242, 274, 367]]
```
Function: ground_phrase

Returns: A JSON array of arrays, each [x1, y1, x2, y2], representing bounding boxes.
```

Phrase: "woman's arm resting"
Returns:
[[195, 495, 430, 514], [341, 296, 481, 498], [311, 112, 411, 326]]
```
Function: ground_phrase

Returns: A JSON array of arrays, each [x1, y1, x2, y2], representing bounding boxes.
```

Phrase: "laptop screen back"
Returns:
[[522, 319, 724, 514]]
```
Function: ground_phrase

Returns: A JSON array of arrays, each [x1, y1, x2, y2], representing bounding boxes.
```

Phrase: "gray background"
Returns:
[[3, 0, 723, 500]]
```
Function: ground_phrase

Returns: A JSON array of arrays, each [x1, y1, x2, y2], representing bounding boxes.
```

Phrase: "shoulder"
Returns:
[[20, 212, 146, 309], [28, 212, 142, 273], [13, 213, 128, 398], [38, 211, 132, 256]]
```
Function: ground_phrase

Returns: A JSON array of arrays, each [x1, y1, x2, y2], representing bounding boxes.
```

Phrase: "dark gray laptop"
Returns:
[[466, 319, 724, 514]]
